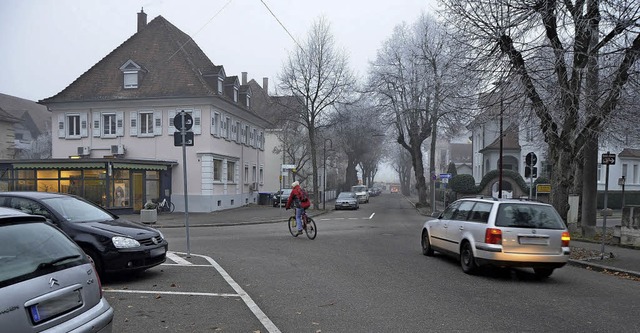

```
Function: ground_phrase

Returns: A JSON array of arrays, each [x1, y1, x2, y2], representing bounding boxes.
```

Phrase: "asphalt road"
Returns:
[[104, 193, 640, 332]]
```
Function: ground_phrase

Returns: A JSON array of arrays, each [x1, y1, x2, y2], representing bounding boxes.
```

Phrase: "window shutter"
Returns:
[[80, 113, 88, 137], [116, 111, 124, 137], [168, 110, 176, 134], [153, 111, 163, 136], [211, 112, 218, 137], [193, 109, 201, 135], [58, 114, 65, 138], [92, 112, 100, 137], [130, 111, 138, 136]]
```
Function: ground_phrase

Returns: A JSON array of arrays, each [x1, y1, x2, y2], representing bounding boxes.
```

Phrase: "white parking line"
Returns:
[[166, 251, 192, 265], [176, 251, 282, 333], [369, 213, 375, 219], [105, 251, 281, 333]]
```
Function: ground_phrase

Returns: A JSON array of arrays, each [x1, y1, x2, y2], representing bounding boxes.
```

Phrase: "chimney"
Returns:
[[137, 8, 147, 33], [242, 72, 248, 85], [262, 77, 269, 94]]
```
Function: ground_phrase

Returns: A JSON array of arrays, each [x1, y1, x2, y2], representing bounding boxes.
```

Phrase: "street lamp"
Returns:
[[323, 138, 333, 210]]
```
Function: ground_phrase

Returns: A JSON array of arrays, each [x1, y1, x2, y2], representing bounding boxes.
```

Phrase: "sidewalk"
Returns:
[[405, 196, 640, 279]]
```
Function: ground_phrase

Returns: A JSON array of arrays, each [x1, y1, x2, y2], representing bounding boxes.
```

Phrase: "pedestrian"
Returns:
[[285, 181, 311, 236]]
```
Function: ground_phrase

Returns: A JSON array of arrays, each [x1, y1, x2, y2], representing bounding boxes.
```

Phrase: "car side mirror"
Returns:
[[431, 211, 441, 218]]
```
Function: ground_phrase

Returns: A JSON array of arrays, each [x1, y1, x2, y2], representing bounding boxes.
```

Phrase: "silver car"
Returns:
[[421, 198, 570, 278], [0, 208, 114, 332], [335, 192, 359, 210]]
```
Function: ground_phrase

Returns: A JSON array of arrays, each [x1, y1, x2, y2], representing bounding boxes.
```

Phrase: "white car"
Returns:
[[351, 185, 369, 203], [421, 198, 570, 278]]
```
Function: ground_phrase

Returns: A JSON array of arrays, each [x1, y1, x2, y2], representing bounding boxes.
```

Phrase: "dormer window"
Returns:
[[218, 78, 224, 94], [233, 87, 238, 102], [120, 60, 142, 89]]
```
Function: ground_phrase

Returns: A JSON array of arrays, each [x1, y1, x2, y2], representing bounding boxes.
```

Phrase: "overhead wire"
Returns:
[[259, 0, 303, 51]]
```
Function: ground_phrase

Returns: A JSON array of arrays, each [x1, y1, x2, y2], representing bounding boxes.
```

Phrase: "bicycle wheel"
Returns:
[[288, 216, 298, 237], [169, 202, 175, 213], [304, 217, 317, 240]]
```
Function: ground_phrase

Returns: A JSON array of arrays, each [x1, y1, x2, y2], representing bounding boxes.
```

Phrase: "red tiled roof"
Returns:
[[41, 15, 218, 103]]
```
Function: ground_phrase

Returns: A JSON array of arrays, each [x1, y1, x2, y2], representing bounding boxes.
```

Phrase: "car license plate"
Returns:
[[150, 247, 166, 257], [519, 236, 549, 245], [29, 289, 82, 323]]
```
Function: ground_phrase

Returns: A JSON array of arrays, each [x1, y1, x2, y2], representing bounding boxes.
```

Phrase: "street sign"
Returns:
[[439, 173, 452, 179], [281, 164, 296, 169], [525, 152, 537, 167], [173, 111, 193, 131], [174, 131, 194, 146], [601, 153, 616, 165], [536, 184, 551, 193]]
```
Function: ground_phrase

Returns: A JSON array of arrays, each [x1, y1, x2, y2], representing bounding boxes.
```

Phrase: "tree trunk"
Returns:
[[410, 140, 428, 205], [429, 121, 437, 212], [581, 135, 598, 237], [549, 146, 574, 223]]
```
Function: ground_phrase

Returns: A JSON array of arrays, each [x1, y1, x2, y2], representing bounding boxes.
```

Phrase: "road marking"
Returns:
[[369, 213, 375, 219], [176, 251, 282, 333], [166, 251, 192, 265], [161, 263, 213, 267], [104, 289, 240, 298]]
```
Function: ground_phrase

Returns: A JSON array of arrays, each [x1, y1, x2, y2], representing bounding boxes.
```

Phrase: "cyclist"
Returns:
[[285, 181, 310, 236]]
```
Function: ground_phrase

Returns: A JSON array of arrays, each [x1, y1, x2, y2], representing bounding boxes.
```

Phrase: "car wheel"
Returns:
[[533, 268, 554, 279], [421, 230, 434, 256], [460, 241, 478, 274], [83, 247, 103, 277]]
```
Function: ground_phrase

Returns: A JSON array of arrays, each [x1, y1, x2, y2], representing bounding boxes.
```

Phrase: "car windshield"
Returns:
[[338, 192, 355, 199], [495, 203, 565, 229], [42, 196, 114, 223], [0, 222, 84, 285]]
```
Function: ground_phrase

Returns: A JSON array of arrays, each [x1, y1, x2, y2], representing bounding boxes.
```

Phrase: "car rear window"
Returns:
[[495, 203, 565, 229], [0, 221, 85, 286]]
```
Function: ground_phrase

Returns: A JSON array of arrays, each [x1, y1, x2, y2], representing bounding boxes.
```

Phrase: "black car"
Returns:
[[272, 188, 293, 207], [0, 191, 168, 277]]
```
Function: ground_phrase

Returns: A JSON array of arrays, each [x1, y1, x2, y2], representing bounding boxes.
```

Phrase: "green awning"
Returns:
[[112, 163, 167, 171], [13, 162, 105, 169]]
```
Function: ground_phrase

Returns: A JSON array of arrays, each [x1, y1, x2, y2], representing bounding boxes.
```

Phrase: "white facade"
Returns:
[[50, 97, 267, 212]]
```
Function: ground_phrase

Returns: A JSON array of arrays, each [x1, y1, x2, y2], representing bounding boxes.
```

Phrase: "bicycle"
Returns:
[[288, 209, 317, 240], [155, 198, 175, 213]]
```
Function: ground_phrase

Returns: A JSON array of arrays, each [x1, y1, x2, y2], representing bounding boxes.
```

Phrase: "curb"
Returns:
[[568, 259, 640, 279]]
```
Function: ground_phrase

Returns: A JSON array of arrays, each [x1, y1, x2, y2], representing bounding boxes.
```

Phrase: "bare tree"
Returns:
[[369, 13, 476, 207], [278, 16, 356, 208], [441, 0, 640, 229], [18, 131, 52, 159]]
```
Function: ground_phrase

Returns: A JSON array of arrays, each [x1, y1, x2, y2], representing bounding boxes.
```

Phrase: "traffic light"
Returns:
[[525, 166, 537, 178]]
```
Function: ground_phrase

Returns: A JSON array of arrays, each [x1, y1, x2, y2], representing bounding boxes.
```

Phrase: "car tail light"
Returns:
[[485, 228, 502, 244], [561, 231, 570, 247]]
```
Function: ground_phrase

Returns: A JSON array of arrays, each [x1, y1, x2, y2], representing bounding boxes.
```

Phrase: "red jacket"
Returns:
[[285, 185, 303, 209]]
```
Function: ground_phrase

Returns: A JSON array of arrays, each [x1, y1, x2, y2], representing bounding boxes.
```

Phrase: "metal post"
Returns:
[[180, 111, 191, 256], [323, 138, 332, 210], [499, 97, 503, 199], [601, 161, 609, 260]]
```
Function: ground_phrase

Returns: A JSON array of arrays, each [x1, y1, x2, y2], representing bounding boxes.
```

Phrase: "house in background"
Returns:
[[0, 10, 271, 213], [0, 93, 51, 159]]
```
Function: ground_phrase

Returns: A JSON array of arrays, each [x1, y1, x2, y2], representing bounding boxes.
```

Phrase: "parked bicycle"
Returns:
[[288, 210, 316, 239], [155, 198, 175, 213]]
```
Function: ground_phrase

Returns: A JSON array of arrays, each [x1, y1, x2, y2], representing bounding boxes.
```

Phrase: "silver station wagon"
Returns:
[[421, 198, 571, 278]]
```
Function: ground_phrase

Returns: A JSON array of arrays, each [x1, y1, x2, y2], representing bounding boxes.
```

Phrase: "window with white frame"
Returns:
[[102, 114, 117, 136], [213, 159, 223, 181], [622, 164, 628, 180], [217, 78, 223, 94], [244, 164, 249, 184], [259, 166, 264, 184], [252, 165, 256, 182], [233, 87, 238, 102], [224, 116, 231, 138], [120, 60, 142, 89], [227, 161, 235, 182], [244, 125, 249, 145], [597, 164, 602, 182], [633, 164, 638, 184], [235, 121, 241, 142], [68, 114, 81, 137], [249, 128, 256, 147], [211, 112, 220, 137], [140, 112, 154, 135]]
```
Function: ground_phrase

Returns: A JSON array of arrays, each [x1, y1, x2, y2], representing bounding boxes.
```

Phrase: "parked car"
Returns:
[[421, 198, 570, 278], [368, 187, 381, 197], [351, 185, 369, 203], [0, 207, 114, 332], [0, 192, 168, 277], [272, 188, 293, 207], [335, 192, 359, 210]]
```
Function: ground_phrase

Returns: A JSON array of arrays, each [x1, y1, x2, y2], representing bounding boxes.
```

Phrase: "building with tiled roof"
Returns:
[[0, 10, 273, 213]]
